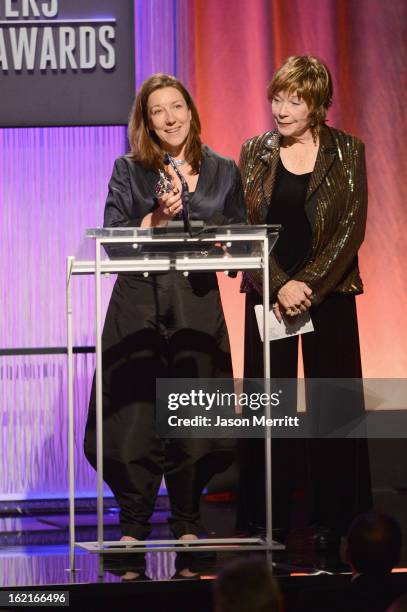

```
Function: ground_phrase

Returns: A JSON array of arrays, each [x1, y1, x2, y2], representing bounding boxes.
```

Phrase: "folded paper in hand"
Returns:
[[254, 305, 314, 342]]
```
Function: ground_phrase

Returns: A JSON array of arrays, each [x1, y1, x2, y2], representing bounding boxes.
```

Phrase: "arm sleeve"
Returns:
[[294, 142, 368, 303], [103, 158, 142, 228]]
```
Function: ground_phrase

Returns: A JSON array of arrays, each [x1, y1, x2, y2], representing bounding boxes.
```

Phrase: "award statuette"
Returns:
[[154, 170, 175, 198]]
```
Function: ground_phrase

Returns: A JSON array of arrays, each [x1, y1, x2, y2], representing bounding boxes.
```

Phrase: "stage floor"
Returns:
[[1, 490, 407, 611], [0, 496, 353, 586]]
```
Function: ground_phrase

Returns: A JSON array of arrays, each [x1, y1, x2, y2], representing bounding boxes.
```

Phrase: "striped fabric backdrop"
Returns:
[[1, 0, 406, 499]]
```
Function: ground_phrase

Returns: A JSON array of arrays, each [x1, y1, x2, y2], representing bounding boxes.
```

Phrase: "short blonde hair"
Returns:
[[268, 55, 333, 127]]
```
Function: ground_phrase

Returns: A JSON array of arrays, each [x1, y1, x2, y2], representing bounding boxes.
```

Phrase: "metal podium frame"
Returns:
[[66, 225, 281, 573]]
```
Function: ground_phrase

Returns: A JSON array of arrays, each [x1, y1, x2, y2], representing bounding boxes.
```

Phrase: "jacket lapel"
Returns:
[[186, 147, 215, 210], [306, 125, 337, 200], [256, 132, 280, 223], [261, 127, 337, 210], [248, 127, 337, 226]]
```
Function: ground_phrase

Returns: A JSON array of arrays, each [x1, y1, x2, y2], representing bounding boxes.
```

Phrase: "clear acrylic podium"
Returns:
[[66, 224, 281, 573]]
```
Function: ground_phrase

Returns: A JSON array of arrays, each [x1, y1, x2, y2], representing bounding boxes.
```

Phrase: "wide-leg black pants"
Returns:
[[84, 271, 234, 539], [237, 291, 372, 535]]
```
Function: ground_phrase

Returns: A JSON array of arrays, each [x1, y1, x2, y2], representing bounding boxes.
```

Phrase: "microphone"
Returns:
[[163, 153, 192, 236]]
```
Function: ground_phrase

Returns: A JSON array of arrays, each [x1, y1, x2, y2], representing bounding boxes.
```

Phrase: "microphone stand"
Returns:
[[163, 153, 192, 237]]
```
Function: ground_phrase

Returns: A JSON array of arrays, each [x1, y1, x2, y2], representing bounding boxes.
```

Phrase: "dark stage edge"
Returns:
[[2, 572, 407, 612], [1, 490, 407, 610]]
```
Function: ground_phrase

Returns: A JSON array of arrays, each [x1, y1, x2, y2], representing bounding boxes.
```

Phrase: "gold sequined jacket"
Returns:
[[239, 125, 368, 304]]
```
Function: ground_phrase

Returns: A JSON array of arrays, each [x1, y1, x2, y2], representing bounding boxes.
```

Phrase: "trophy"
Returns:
[[154, 170, 175, 198]]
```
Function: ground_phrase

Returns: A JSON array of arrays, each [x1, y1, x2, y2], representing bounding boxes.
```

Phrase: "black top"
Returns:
[[266, 158, 312, 275], [103, 146, 246, 228]]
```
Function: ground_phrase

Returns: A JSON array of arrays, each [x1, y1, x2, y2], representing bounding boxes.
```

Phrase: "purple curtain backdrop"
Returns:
[[1, 0, 406, 500], [0, 0, 192, 499]]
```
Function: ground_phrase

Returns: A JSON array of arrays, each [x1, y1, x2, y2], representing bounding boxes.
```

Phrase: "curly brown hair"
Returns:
[[128, 73, 202, 174]]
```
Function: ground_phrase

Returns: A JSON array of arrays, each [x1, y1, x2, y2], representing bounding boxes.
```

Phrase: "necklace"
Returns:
[[174, 158, 186, 166]]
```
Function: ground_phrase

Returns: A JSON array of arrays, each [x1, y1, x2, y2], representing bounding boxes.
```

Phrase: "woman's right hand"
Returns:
[[141, 190, 183, 228], [277, 280, 312, 316]]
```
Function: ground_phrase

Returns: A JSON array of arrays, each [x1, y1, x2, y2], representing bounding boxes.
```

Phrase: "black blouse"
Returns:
[[103, 146, 246, 228], [266, 158, 312, 275]]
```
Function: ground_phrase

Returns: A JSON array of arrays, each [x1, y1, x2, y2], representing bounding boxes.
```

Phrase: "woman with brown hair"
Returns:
[[237, 56, 372, 547], [84, 73, 245, 577]]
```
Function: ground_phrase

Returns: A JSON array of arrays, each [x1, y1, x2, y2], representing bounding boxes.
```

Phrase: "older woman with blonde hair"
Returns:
[[237, 56, 372, 547]]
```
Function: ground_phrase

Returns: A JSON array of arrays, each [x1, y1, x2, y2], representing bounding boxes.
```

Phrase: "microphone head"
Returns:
[[163, 153, 171, 165]]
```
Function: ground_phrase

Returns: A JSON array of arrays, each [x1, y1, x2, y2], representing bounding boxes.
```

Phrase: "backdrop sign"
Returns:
[[0, 0, 134, 126]]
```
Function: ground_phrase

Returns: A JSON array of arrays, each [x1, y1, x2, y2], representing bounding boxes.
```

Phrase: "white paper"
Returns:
[[254, 304, 314, 342]]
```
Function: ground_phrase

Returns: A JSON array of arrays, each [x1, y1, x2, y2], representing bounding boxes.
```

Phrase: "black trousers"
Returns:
[[85, 272, 234, 539], [237, 292, 372, 535]]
